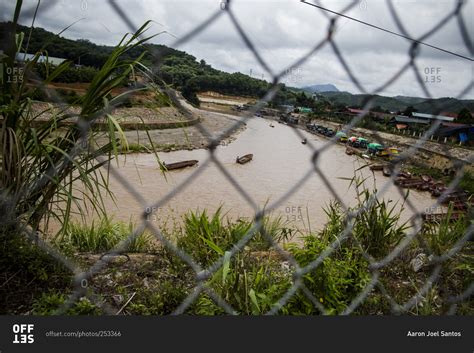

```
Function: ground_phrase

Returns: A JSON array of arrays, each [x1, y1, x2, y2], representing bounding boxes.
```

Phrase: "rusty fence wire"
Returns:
[[2, 0, 473, 315]]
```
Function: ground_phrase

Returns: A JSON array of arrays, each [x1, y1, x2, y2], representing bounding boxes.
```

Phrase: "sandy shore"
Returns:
[[96, 100, 248, 152]]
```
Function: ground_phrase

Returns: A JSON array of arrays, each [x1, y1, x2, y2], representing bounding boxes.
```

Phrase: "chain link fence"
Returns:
[[1, 0, 473, 315]]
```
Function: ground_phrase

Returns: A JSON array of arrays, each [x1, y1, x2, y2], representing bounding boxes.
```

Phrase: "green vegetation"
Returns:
[[0, 8, 160, 234], [457, 108, 473, 124], [32, 293, 102, 315], [36, 65, 99, 83], [2, 194, 472, 315], [0, 5, 471, 317], [54, 218, 153, 253], [0, 228, 72, 314], [316, 91, 474, 115]]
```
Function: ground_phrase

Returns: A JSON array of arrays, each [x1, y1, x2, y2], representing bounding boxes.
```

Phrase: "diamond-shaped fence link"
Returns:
[[1, 0, 473, 315]]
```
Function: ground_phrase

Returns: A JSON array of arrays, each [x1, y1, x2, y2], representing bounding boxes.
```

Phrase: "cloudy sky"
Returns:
[[2, 0, 473, 98]]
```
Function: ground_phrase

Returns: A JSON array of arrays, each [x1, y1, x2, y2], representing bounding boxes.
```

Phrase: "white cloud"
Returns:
[[1, 0, 472, 98]]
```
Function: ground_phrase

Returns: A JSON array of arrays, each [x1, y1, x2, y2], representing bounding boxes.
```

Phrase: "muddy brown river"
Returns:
[[83, 115, 435, 238]]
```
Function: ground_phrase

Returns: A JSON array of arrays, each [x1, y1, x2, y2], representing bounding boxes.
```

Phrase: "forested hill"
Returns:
[[0, 22, 291, 105], [2, 22, 471, 113]]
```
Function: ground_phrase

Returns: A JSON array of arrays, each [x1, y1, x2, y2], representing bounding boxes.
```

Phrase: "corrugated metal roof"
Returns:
[[412, 112, 454, 122], [441, 122, 470, 128], [393, 116, 429, 124], [15, 52, 66, 66]]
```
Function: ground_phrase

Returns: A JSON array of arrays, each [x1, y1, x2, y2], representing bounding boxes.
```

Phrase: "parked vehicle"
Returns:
[[306, 123, 317, 131], [325, 129, 335, 137], [335, 131, 348, 143], [348, 136, 359, 147], [357, 137, 368, 149], [367, 143, 384, 155]]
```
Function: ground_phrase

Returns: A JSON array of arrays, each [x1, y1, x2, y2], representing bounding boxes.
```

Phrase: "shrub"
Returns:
[[54, 218, 152, 253], [286, 236, 370, 314], [32, 292, 101, 315]]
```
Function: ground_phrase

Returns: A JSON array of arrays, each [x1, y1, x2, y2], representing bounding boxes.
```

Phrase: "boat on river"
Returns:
[[383, 166, 392, 177], [236, 154, 253, 164], [163, 160, 198, 171], [369, 164, 385, 171]]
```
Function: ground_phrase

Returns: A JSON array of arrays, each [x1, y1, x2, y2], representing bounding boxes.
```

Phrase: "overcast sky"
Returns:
[[2, 0, 473, 99]]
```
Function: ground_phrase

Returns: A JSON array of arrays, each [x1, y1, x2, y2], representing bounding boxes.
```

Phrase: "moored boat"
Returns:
[[369, 164, 384, 171], [163, 160, 198, 171], [236, 154, 253, 164], [346, 146, 357, 155]]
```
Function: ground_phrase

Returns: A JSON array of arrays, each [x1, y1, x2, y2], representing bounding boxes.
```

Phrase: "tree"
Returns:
[[457, 108, 473, 124], [403, 106, 417, 116]]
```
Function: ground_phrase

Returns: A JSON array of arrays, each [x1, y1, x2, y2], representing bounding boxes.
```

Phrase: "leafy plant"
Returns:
[[54, 218, 152, 253], [32, 292, 101, 315], [286, 236, 370, 314], [0, 2, 158, 235], [352, 190, 409, 259]]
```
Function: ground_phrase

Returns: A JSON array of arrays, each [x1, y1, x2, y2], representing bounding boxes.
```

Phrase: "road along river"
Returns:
[[85, 115, 436, 239]]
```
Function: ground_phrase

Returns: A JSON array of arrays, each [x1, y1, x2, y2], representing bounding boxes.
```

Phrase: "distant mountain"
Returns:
[[318, 91, 474, 114], [302, 84, 339, 93]]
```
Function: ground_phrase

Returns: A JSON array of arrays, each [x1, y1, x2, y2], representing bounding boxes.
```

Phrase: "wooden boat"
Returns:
[[383, 166, 391, 177], [369, 164, 384, 171], [452, 201, 468, 211], [236, 154, 253, 164], [421, 175, 432, 183], [346, 147, 356, 155], [418, 183, 431, 191], [397, 171, 412, 179], [163, 160, 198, 171], [396, 178, 424, 188], [430, 183, 447, 197]]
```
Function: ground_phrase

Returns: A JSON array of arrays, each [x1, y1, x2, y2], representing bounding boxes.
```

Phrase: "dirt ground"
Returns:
[[95, 100, 247, 151]]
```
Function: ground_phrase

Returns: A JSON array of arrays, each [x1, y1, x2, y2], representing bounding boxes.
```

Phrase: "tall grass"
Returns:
[[54, 218, 152, 253], [0, 2, 158, 235], [174, 208, 293, 267]]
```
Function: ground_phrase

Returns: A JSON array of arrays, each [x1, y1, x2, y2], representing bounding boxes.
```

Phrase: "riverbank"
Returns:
[[308, 117, 474, 173], [98, 102, 247, 153], [26, 100, 248, 153]]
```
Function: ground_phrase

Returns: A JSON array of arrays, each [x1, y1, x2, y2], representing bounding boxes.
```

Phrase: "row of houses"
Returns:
[[346, 108, 473, 144]]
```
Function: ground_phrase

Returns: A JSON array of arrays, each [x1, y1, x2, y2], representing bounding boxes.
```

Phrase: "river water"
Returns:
[[92, 116, 434, 237]]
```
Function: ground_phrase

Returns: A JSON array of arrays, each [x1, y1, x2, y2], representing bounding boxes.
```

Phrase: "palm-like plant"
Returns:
[[0, 1, 156, 235]]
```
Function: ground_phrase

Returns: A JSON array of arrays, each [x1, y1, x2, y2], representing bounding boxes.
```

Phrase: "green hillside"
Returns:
[[0, 22, 292, 106], [319, 91, 473, 114], [2, 21, 471, 113]]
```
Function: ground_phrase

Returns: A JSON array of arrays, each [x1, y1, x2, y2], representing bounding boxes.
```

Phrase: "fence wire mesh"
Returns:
[[1, 0, 473, 315]]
